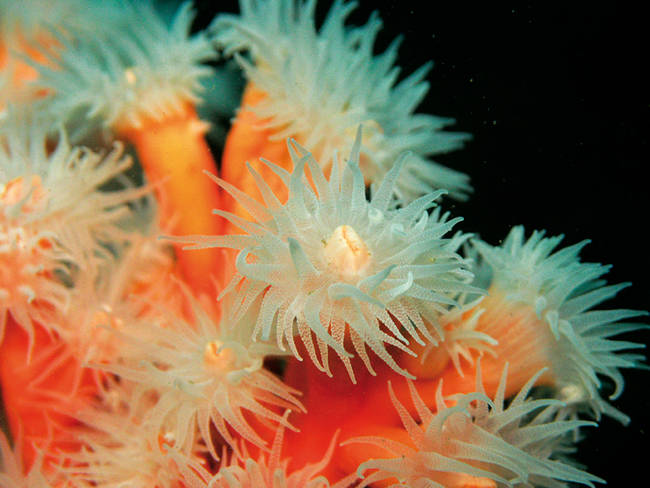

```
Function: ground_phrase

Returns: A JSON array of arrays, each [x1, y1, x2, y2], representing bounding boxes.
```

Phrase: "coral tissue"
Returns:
[[0, 1, 645, 487]]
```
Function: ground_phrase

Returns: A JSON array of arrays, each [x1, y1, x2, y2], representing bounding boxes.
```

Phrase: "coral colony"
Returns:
[[0, 1, 646, 487]]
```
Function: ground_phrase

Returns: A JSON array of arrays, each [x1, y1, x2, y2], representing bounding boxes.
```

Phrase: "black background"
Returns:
[[194, 1, 648, 484]]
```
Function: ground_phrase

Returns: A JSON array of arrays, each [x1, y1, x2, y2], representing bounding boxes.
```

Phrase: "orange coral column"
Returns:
[[0, 317, 95, 471], [433, 290, 557, 400], [116, 104, 223, 295], [283, 344, 442, 484], [220, 83, 292, 222]]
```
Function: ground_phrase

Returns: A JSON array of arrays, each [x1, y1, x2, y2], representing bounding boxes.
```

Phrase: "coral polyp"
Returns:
[[469, 227, 647, 423], [96, 292, 304, 457], [179, 135, 477, 381], [0, 0, 645, 486], [350, 366, 603, 488], [34, 1, 217, 130], [212, 0, 471, 203], [0, 110, 140, 347]]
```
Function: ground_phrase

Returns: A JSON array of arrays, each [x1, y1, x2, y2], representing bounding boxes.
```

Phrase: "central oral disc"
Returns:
[[323, 225, 371, 281]]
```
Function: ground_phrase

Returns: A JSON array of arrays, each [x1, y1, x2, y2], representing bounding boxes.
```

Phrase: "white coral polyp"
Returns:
[[97, 293, 304, 459], [211, 0, 471, 203], [172, 415, 355, 488], [59, 231, 180, 365], [0, 224, 70, 345], [61, 388, 225, 488], [349, 365, 603, 488], [179, 135, 476, 382], [0, 112, 140, 343], [473, 226, 648, 423], [62, 413, 184, 488], [34, 1, 217, 129]]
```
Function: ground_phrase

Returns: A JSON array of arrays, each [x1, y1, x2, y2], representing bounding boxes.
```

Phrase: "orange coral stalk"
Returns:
[[116, 104, 223, 295], [283, 346, 440, 483], [220, 82, 292, 223], [0, 316, 94, 471], [284, 361, 370, 482], [438, 291, 556, 398], [419, 291, 557, 403]]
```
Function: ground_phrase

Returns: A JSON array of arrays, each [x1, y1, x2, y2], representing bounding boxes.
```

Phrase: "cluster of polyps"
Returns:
[[0, 1, 645, 487]]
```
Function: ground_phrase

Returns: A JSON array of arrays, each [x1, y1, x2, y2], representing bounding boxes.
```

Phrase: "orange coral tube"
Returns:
[[116, 105, 223, 295], [220, 83, 291, 224], [0, 317, 94, 471], [433, 291, 557, 400], [283, 346, 441, 483]]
